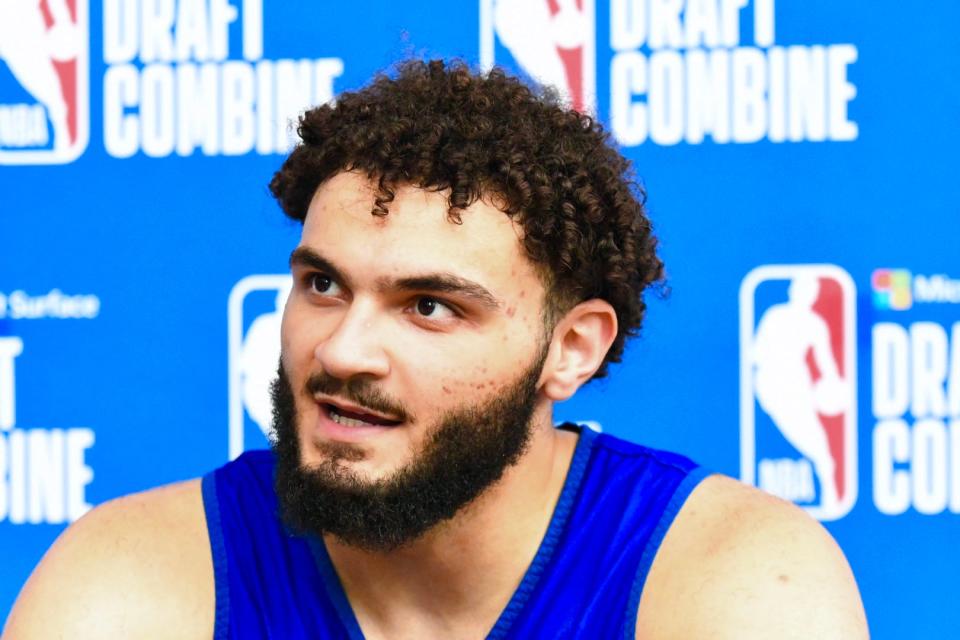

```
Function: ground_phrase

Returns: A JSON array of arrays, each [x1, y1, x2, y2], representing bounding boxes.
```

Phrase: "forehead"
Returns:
[[300, 172, 539, 291]]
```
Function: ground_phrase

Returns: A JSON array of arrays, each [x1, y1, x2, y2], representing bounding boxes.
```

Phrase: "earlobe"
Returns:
[[541, 299, 618, 401]]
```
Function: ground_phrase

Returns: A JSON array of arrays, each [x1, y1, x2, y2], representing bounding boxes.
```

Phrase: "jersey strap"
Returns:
[[202, 425, 710, 639]]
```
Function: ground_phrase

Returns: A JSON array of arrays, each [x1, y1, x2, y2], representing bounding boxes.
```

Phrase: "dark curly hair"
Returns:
[[269, 59, 663, 379]]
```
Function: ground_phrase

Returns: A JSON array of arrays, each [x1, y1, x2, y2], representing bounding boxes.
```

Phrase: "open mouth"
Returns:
[[323, 403, 403, 428]]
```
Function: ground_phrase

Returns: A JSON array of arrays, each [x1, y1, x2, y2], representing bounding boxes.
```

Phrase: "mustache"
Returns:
[[305, 372, 411, 422]]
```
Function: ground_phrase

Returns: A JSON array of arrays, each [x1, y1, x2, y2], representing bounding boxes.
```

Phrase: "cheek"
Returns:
[[281, 299, 330, 363], [414, 362, 486, 407], [426, 358, 522, 403], [279, 311, 304, 369]]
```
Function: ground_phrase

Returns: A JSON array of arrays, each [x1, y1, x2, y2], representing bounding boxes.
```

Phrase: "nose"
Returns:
[[314, 299, 390, 380]]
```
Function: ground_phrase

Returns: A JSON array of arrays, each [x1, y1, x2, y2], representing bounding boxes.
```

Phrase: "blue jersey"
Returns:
[[202, 425, 710, 639]]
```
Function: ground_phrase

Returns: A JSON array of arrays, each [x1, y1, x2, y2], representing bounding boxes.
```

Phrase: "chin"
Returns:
[[300, 430, 409, 479]]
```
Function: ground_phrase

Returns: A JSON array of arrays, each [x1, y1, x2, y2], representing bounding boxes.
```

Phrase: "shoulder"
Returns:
[[635, 474, 869, 640], [591, 430, 697, 470], [3, 479, 214, 640]]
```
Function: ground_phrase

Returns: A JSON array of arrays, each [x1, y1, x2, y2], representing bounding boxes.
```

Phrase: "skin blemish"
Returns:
[[442, 385, 452, 395], [518, 290, 526, 298], [506, 306, 516, 318], [777, 574, 789, 584]]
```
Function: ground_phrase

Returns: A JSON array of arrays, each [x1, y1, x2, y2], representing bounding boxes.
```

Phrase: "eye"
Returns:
[[309, 273, 342, 296], [413, 297, 456, 320]]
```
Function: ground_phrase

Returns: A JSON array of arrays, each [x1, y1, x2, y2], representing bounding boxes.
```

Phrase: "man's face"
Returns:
[[274, 171, 554, 546]]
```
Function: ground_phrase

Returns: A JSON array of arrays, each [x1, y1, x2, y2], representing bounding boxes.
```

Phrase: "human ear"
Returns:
[[540, 299, 618, 401]]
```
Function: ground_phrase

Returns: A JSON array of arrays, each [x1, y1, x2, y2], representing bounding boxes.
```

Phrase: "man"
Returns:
[[4, 60, 868, 639]]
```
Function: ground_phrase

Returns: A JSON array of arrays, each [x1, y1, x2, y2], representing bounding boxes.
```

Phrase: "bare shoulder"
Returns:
[[636, 474, 869, 640], [3, 479, 214, 640]]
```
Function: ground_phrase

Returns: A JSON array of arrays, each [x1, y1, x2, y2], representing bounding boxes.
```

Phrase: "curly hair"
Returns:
[[269, 59, 663, 379]]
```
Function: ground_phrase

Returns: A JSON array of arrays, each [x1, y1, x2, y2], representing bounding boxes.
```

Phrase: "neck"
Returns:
[[323, 407, 579, 638]]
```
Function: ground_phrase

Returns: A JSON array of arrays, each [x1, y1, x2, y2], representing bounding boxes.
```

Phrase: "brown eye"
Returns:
[[417, 298, 438, 316], [413, 297, 455, 320], [310, 274, 338, 294]]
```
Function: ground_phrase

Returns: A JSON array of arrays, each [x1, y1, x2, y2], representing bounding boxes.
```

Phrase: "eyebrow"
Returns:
[[289, 247, 350, 287], [387, 274, 502, 311], [289, 246, 502, 311]]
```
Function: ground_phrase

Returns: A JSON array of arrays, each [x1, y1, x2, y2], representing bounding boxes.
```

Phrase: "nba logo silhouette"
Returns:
[[228, 275, 293, 460], [479, 0, 596, 112], [740, 265, 858, 521], [0, 0, 89, 164]]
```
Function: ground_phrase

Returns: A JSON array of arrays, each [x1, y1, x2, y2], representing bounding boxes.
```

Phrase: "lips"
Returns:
[[320, 400, 403, 428]]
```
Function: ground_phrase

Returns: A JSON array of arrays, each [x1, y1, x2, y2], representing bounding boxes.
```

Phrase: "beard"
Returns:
[[270, 345, 548, 552]]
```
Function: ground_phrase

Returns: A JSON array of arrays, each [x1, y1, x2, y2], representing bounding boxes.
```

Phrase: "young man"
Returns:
[[4, 60, 869, 639]]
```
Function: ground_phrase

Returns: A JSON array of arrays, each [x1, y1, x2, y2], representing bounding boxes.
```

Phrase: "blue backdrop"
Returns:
[[2, 1, 958, 637]]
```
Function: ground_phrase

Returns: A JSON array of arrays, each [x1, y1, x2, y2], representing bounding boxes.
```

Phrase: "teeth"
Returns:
[[329, 408, 373, 428]]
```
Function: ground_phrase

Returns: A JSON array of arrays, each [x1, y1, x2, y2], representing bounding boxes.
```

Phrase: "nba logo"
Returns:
[[228, 275, 292, 460], [739, 265, 858, 521], [479, 0, 596, 112], [0, 0, 89, 164]]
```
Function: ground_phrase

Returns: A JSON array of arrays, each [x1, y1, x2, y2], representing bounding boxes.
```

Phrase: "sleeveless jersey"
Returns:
[[202, 425, 711, 639]]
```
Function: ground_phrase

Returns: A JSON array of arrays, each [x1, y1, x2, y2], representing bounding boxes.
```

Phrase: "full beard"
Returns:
[[270, 347, 547, 552]]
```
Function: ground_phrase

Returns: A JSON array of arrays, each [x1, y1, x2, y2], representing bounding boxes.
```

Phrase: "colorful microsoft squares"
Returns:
[[871, 269, 912, 310]]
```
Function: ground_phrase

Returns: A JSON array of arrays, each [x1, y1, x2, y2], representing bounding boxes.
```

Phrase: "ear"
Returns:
[[540, 299, 618, 401]]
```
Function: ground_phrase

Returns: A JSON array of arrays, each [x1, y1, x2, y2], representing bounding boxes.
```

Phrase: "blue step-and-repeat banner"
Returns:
[[1, 1, 958, 636]]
